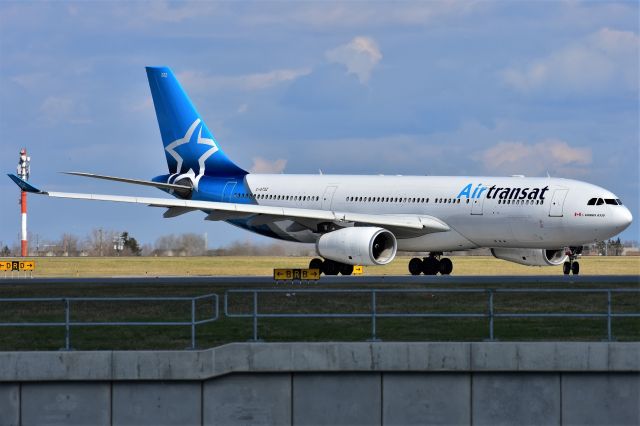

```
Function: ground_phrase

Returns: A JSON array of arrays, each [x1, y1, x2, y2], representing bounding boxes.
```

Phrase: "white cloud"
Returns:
[[326, 36, 382, 84], [242, 3, 482, 28], [40, 96, 91, 124], [250, 157, 287, 173], [480, 139, 592, 176], [112, 1, 219, 25], [503, 28, 639, 94], [11, 72, 48, 91], [178, 68, 311, 92], [40, 96, 74, 123], [125, 97, 153, 113]]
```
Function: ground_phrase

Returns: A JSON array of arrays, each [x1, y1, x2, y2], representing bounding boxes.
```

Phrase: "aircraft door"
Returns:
[[222, 181, 237, 202], [470, 196, 485, 215], [548, 189, 568, 217], [321, 186, 337, 210]]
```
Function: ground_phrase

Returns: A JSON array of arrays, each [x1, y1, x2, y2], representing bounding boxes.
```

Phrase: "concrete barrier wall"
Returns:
[[1, 342, 638, 426]]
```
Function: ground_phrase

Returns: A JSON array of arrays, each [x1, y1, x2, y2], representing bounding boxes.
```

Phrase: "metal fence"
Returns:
[[0, 294, 218, 350], [1, 288, 638, 349], [224, 288, 640, 342]]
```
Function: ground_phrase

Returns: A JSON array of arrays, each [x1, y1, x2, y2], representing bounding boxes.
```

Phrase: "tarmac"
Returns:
[[0, 274, 638, 287]]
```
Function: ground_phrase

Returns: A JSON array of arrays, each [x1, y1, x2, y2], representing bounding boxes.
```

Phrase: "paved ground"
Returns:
[[1, 274, 638, 287]]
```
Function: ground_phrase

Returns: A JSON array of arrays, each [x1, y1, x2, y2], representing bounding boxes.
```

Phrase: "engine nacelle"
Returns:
[[491, 248, 568, 266], [317, 227, 397, 266]]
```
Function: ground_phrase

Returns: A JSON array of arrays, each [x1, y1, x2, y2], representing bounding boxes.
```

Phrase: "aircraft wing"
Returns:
[[7, 174, 450, 233]]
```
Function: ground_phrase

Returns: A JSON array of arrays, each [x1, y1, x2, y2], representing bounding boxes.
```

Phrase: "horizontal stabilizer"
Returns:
[[63, 172, 191, 191]]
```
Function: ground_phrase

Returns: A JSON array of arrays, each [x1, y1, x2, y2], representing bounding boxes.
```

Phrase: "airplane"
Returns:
[[8, 66, 633, 276]]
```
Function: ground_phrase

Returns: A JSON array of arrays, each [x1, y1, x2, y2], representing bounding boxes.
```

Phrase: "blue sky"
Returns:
[[0, 1, 638, 249]]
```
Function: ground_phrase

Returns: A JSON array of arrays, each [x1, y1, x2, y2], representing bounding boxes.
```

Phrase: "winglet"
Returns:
[[7, 174, 45, 194]]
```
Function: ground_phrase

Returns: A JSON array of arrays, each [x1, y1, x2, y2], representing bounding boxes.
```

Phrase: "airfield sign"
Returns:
[[0, 260, 35, 272], [273, 268, 321, 281]]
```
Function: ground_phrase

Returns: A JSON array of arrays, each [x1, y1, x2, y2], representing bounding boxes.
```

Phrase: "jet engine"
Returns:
[[491, 248, 568, 266], [317, 227, 397, 266]]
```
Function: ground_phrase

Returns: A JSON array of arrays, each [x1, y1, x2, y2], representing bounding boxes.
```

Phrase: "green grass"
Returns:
[[0, 277, 638, 350], [2, 255, 639, 277]]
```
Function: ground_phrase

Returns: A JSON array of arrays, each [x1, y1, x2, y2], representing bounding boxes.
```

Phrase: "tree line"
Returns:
[[0, 229, 314, 257]]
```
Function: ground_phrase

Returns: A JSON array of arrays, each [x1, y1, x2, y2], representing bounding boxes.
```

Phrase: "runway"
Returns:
[[1, 274, 638, 287]]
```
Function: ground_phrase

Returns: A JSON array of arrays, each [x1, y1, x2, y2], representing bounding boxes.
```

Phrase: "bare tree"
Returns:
[[210, 239, 314, 256], [154, 233, 205, 256], [180, 233, 206, 256], [60, 233, 81, 256], [85, 228, 119, 256], [154, 234, 179, 255]]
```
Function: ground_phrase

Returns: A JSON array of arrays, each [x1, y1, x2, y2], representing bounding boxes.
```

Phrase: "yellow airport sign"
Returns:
[[0, 260, 35, 271], [274, 268, 321, 281], [352, 265, 364, 275]]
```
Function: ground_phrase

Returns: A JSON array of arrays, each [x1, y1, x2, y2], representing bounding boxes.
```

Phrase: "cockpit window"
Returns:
[[589, 197, 622, 206]]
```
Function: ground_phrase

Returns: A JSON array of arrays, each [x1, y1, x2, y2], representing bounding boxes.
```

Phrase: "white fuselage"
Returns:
[[226, 174, 632, 251]]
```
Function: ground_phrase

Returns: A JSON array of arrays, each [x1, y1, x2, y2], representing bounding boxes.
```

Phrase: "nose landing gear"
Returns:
[[563, 247, 582, 275], [408, 253, 453, 276]]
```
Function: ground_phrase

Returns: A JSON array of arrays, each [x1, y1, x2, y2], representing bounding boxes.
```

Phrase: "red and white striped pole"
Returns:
[[21, 190, 27, 257], [17, 148, 30, 257]]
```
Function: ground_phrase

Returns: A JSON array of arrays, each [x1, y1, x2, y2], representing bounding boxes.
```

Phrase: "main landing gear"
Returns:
[[408, 253, 453, 276], [309, 258, 354, 276], [563, 246, 582, 275]]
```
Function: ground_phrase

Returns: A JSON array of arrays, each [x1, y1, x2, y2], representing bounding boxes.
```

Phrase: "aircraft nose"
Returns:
[[614, 206, 633, 231]]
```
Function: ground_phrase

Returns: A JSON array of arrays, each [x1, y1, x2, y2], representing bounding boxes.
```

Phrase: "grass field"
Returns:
[[0, 284, 637, 350], [2, 255, 639, 277], [0, 256, 638, 350]]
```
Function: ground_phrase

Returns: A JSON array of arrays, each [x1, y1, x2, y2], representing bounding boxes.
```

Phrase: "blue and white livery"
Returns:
[[8, 67, 632, 275]]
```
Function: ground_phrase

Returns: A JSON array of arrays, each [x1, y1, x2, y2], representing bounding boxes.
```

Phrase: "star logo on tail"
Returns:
[[164, 118, 219, 189]]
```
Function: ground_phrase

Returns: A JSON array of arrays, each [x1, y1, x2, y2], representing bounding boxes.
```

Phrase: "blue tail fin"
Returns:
[[146, 66, 247, 182]]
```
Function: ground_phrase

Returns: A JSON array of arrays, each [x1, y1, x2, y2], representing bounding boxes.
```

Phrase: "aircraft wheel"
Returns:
[[340, 264, 354, 276], [571, 261, 580, 275], [323, 260, 340, 276], [439, 258, 453, 275], [309, 258, 324, 272], [408, 258, 423, 275], [422, 257, 440, 275], [563, 262, 571, 275]]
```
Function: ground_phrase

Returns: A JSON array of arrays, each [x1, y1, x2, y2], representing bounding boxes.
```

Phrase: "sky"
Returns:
[[0, 1, 638, 250]]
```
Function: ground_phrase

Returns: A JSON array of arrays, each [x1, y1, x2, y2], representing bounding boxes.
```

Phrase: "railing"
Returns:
[[1, 289, 638, 349], [224, 288, 640, 342], [0, 294, 218, 350]]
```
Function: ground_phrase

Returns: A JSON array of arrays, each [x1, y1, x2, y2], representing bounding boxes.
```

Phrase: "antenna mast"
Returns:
[[17, 148, 31, 257]]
